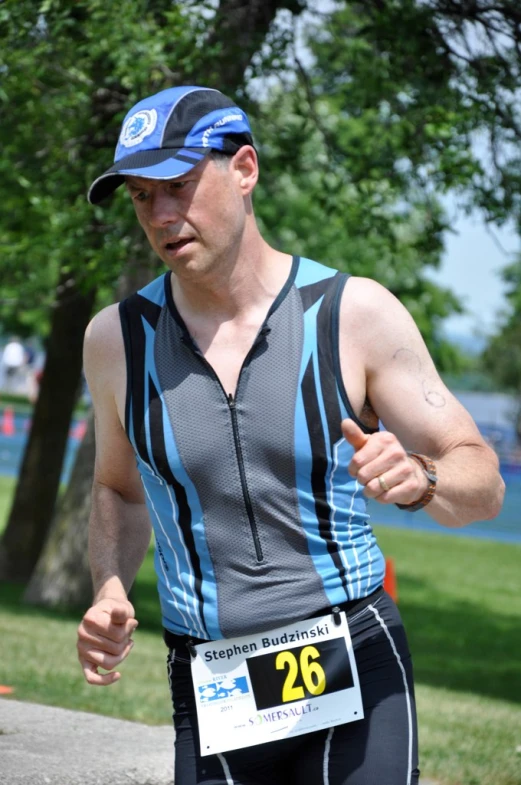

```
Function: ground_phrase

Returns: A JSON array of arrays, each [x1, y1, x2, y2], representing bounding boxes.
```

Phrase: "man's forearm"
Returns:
[[425, 443, 505, 528], [89, 481, 152, 602]]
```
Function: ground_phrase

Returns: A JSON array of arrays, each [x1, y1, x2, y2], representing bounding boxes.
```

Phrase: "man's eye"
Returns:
[[170, 180, 187, 190], [134, 191, 148, 202]]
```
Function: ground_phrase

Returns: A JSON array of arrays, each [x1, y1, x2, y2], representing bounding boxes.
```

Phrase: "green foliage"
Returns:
[[2, 0, 521, 371], [482, 257, 521, 392], [308, 1, 521, 225], [0, 0, 221, 337], [251, 84, 466, 369], [253, 0, 521, 371]]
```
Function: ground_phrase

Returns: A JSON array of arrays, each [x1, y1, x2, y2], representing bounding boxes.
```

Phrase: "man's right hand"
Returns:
[[77, 598, 138, 686]]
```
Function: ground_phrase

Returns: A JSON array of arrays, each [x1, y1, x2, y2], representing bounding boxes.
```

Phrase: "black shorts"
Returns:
[[164, 589, 420, 785]]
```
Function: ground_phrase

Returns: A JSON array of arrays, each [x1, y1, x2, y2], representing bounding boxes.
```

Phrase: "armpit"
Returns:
[[359, 398, 379, 431]]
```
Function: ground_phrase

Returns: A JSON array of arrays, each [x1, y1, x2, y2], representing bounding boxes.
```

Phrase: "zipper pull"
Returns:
[[332, 606, 342, 626], [228, 393, 235, 408], [187, 639, 197, 659]]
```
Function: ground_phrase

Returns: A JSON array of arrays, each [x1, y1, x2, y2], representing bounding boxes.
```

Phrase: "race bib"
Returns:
[[190, 611, 363, 756]]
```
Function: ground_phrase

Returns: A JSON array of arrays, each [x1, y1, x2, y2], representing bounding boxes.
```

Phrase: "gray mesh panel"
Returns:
[[155, 289, 329, 638]]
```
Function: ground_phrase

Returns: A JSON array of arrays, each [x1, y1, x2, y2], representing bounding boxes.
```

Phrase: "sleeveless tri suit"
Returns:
[[119, 255, 419, 784], [119, 255, 386, 639]]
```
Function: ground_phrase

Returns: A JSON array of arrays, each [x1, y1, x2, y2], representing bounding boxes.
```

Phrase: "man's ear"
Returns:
[[233, 146, 259, 195]]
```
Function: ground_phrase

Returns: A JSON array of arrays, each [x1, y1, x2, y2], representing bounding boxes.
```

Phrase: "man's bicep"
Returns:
[[369, 351, 483, 458], [92, 406, 145, 504], [343, 278, 485, 457], [84, 306, 144, 504]]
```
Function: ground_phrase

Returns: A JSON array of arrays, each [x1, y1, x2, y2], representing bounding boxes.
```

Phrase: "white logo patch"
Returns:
[[202, 113, 244, 147], [120, 109, 158, 148]]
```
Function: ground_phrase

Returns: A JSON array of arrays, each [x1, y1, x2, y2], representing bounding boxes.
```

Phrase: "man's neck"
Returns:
[[171, 240, 292, 325]]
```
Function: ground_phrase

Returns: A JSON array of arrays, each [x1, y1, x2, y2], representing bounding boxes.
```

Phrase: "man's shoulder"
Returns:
[[88, 303, 121, 334], [84, 304, 124, 366], [341, 276, 399, 313]]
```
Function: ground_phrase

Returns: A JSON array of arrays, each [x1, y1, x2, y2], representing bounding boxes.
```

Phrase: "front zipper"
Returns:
[[181, 328, 269, 564], [228, 393, 264, 562]]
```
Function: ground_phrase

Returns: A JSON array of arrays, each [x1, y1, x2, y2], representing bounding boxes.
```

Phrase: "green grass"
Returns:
[[0, 477, 520, 784], [374, 526, 521, 785], [0, 554, 171, 725]]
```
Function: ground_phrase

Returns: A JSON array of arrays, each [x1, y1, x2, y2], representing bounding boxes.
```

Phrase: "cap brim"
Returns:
[[87, 147, 211, 204]]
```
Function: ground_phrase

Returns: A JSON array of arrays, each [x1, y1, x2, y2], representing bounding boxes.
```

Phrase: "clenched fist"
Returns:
[[77, 598, 138, 686]]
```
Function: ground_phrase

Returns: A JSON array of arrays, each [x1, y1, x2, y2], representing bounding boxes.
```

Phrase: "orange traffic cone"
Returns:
[[1, 406, 15, 437], [383, 557, 398, 602]]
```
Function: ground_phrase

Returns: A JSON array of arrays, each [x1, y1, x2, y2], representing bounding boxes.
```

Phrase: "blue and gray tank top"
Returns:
[[119, 255, 385, 640]]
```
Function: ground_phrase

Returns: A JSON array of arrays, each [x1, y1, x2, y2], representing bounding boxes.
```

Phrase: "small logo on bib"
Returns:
[[120, 109, 157, 148]]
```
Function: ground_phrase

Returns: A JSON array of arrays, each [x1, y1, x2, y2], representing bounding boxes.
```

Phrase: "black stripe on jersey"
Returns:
[[301, 355, 350, 600], [119, 294, 160, 466], [147, 375, 209, 639], [298, 277, 337, 313], [316, 274, 344, 452], [136, 294, 162, 330]]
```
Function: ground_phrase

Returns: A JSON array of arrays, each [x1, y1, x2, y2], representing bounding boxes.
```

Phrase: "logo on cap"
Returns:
[[120, 109, 158, 148], [202, 113, 244, 147]]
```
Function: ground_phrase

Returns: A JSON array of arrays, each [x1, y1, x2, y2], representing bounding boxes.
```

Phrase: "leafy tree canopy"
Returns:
[[2, 0, 521, 370]]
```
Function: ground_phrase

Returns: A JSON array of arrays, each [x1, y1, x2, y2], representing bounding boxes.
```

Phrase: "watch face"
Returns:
[[425, 471, 437, 483]]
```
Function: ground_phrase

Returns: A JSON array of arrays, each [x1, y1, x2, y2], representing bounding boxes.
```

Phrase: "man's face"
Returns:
[[125, 153, 252, 279]]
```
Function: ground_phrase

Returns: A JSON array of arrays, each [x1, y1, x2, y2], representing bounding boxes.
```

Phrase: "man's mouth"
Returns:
[[164, 238, 192, 252]]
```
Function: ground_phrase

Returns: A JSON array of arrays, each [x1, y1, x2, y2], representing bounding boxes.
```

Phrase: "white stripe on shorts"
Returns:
[[368, 603, 413, 785], [323, 727, 334, 785], [217, 753, 235, 785]]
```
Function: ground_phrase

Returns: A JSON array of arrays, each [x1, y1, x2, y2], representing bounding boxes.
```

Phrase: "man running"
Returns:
[[77, 85, 504, 785]]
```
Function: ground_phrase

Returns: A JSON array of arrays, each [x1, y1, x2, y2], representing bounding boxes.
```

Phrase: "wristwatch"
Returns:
[[396, 452, 437, 512]]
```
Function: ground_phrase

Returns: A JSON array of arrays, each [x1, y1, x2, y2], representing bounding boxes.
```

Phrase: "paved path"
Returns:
[[0, 698, 174, 785], [0, 697, 439, 784]]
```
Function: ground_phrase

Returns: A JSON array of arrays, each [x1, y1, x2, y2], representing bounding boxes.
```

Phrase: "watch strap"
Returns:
[[396, 452, 437, 512]]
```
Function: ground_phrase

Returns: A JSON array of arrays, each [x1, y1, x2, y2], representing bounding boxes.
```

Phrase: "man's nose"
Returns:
[[147, 190, 179, 227]]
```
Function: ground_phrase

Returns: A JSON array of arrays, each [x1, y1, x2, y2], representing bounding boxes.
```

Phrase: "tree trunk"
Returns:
[[0, 273, 96, 581], [23, 410, 95, 607], [20, 0, 307, 608], [23, 252, 158, 608], [205, 0, 306, 86]]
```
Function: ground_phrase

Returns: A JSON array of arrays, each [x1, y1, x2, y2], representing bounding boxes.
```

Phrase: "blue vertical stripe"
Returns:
[[294, 297, 345, 605], [139, 318, 222, 639]]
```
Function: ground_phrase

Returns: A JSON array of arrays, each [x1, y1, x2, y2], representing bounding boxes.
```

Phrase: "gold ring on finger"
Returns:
[[378, 475, 390, 492]]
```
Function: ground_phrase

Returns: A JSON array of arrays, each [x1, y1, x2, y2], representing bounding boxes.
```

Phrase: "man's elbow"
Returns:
[[481, 475, 506, 521], [450, 474, 506, 528]]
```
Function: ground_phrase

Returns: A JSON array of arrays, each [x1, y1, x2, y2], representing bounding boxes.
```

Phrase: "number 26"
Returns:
[[275, 645, 326, 703]]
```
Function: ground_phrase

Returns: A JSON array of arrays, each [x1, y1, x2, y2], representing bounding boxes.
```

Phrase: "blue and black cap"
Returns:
[[88, 85, 255, 204]]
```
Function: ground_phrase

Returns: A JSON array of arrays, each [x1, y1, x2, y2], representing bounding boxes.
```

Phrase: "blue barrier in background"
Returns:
[[372, 465, 521, 543], [0, 410, 84, 486]]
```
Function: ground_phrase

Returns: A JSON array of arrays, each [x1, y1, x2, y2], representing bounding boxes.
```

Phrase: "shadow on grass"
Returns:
[[0, 549, 164, 631], [0, 581, 81, 624], [397, 575, 521, 706], [133, 578, 163, 633]]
